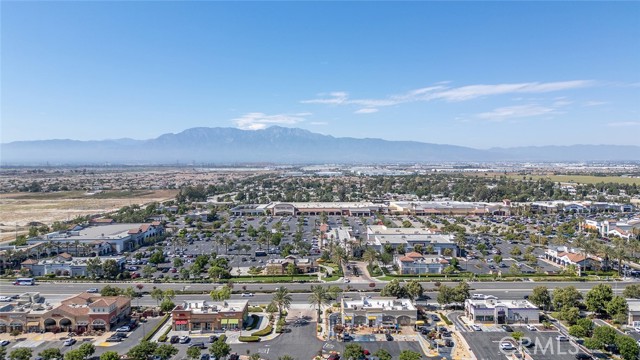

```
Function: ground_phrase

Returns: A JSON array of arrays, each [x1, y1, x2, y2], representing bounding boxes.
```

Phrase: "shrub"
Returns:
[[248, 306, 263, 312], [238, 336, 261, 342], [142, 314, 170, 342], [438, 312, 453, 325], [157, 326, 172, 342], [251, 324, 273, 337]]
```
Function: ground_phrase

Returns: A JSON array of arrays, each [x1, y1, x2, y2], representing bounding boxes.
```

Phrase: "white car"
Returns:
[[0, 296, 11, 302], [343, 278, 350, 283], [63, 338, 76, 346], [526, 324, 537, 331], [241, 293, 254, 297], [555, 335, 569, 342], [179, 335, 190, 344], [0, 340, 9, 346], [115, 326, 131, 332], [634, 327, 640, 332], [500, 342, 515, 351], [471, 294, 484, 300], [86, 288, 99, 293], [471, 325, 482, 331]]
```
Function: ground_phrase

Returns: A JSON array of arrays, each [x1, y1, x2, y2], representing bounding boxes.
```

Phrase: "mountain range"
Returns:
[[1, 126, 639, 164]]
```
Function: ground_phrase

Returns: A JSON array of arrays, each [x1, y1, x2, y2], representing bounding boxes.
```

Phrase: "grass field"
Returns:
[[0, 189, 178, 241], [468, 173, 640, 185]]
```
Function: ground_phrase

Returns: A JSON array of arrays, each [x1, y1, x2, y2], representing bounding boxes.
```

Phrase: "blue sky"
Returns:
[[2, 1, 639, 148]]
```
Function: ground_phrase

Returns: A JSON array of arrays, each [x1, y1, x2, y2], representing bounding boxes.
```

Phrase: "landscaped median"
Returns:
[[142, 314, 170, 342], [238, 336, 261, 342]]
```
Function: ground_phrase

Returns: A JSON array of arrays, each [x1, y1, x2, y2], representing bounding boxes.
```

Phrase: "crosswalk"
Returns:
[[12, 339, 45, 348]]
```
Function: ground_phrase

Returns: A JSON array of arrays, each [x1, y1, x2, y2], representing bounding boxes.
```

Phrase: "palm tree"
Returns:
[[272, 287, 293, 315], [362, 247, 377, 266], [308, 285, 331, 323]]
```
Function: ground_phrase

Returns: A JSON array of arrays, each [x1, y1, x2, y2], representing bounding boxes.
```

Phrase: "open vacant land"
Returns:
[[0, 190, 177, 241]]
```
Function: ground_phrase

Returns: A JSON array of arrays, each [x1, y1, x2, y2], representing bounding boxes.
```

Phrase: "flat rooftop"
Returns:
[[466, 299, 538, 310], [343, 297, 416, 312], [178, 300, 248, 314]]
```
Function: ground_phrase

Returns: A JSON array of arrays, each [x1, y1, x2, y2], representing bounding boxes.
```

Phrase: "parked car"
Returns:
[[500, 342, 515, 351], [170, 335, 179, 344], [526, 324, 537, 331], [179, 335, 191, 344], [575, 354, 592, 360], [471, 325, 482, 331], [240, 293, 254, 297], [200, 355, 210, 360], [208, 335, 218, 343], [556, 335, 569, 342], [385, 333, 393, 341], [116, 326, 131, 332], [189, 342, 206, 349], [501, 325, 514, 332], [0, 340, 9, 346], [63, 338, 76, 346], [445, 339, 454, 347], [106, 336, 122, 342], [0, 296, 11, 302]]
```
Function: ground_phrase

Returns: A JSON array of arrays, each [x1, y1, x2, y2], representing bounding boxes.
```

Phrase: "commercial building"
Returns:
[[265, 255, 318, 275], [341, 297, 417, 328], [21, 254, 126, 277], [395, 252, 449, 274], [530, 201, 634, 214], [171, 300, 249, 332], [366, 225, 457, 255], [0, 292, 131, 334], [582, 218, 640, 240], [545, 246, 603, 273], [27, 222, 164, 253], [465, 298, 539, 324], [388, 201, 511, 216], [627, 299, 640, 327]]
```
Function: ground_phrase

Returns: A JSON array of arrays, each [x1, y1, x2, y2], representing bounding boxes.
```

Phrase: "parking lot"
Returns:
[[461, 327, 582, 360]]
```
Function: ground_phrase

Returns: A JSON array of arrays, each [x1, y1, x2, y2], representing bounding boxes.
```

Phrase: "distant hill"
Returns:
[[1, 126, 639, 164]]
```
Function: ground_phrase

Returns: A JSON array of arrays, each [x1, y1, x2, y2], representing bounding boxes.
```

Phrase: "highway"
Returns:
[[5, 279, 634, 306]]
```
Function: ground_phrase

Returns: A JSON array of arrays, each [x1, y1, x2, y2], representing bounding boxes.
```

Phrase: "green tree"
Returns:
[[511, 247, 522, 257], [493, 255, 503, 264], [209, 336, 231, 359], [616, 334, 640, 360], [398, 350, 422, 360], [623, 284, 640, 299], [100, 352, 120, 360], [272, 287, 293, 315], [9, 348, 32, 360], [100, 285, 122, 297], [373, 349, 392, 360], [593, 326, 617, 346], [405, 280, 424, 301], [85, 257, 102, 279], [552, 286, 582, 310], [63, 350, 84, 360], [127, 341, 158, 360], [308, 285, 332, 322], [380, 279, 406, 298], [583, 337, 604, 350], [607, 295, 629, 323], [210, 285, 232, 301], [559, 307, 580, 325], [78, 343, 95, 358], [38, 349, 62, 360], [576, 318, 594, 337], [151, 288, 165, 306], [160, 298, 176, 312], [529, 286, 552, 310], [102, 259, 119, 279], [585, 284, 613, 316], [437, 284, 456, 305], [186, 347, 201, 360], [278, 356, 295, 360], [343, 344, 364, 359], [286, 262, 297, 280], [569, 325, 589, 338]]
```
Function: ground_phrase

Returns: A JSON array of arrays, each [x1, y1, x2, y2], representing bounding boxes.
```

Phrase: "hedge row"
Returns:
[[437, 312, 453, 326], [239, 336, 261, 342], [142, 314, 170, 342], [157, 325, 172, 342], [251, 324, 273, 337]]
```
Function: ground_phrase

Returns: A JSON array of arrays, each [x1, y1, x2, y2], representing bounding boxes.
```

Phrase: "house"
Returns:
[[465, 298, 539, 324], [341, 296, 417, 328], [395, 252, 449, 274], [171, 300, 249, 332]]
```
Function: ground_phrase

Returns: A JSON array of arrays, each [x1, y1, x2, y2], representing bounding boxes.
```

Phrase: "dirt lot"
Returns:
[[0, 190, 177, 241]]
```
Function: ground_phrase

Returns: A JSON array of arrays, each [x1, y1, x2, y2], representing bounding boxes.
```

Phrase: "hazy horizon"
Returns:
[[2, 2, 639, 148]]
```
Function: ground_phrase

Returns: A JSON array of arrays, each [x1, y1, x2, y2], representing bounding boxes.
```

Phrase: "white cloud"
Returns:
[[607, 121, 640, 127], [232, 112, 308, 130], [309, 121, 328, 125], [354, 108, 379, 114], [477, 104, 556, 121], [300, 80, 594, 109]]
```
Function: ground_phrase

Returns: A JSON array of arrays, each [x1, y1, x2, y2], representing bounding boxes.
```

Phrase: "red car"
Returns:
[[328, 355, 340, 360]]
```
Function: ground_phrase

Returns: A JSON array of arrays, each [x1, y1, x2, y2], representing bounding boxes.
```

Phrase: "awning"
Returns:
[[344, 316, 352, 321], [27, 322, 39, 327], [415, 320, 425, 325], [220, 319, 229, 325], [367, 316, 377, 320], [227, 319, 239, 325], [175, 320, 188, 325]]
